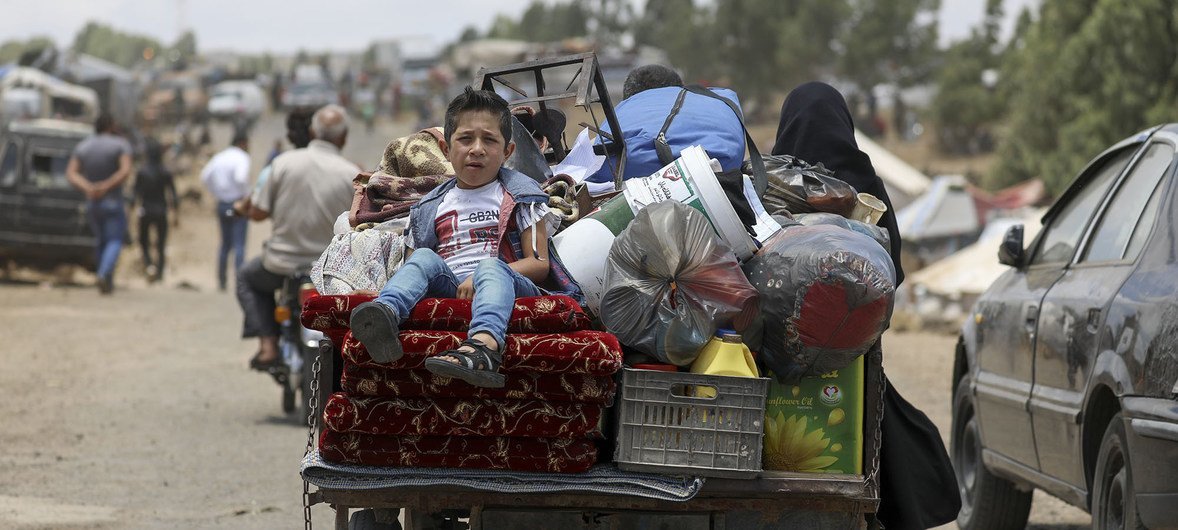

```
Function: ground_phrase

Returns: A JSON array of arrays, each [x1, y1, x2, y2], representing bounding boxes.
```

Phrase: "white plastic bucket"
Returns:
[[552, 195, 634, 315], [622, 145, 758, 260]]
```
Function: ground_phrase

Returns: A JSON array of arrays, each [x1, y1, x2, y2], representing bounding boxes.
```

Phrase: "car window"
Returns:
[[29, 148, 72, 190], [1031, 147, 1135, 265], [0, 141, 17, 187], [1082, 142, 1173, 262]]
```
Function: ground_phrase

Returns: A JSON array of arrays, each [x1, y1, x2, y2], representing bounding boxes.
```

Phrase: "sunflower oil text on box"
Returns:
[[763, 356, 864, 475]]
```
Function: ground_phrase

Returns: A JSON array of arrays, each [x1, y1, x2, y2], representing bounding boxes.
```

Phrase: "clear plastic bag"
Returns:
[[793, 212, 891, 251], [759, 154, 858, 217], [600, 202, 760, 365], [742, 224, 895, 383]]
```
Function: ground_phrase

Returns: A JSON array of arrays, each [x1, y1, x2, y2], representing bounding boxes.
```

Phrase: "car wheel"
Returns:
[[952, 376, 1032, 530], [1091, 412, 1146, 530]]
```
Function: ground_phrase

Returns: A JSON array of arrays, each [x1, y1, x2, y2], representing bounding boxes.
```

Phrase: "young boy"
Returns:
[[350, 88, 578, 388]]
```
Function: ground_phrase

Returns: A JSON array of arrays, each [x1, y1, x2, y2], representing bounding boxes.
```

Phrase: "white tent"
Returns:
[[855, 129, 930, 209], [896, 174, 979, 242]]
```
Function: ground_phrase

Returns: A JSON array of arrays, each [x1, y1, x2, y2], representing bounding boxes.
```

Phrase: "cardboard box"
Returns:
[[762, 356, 864, 474]]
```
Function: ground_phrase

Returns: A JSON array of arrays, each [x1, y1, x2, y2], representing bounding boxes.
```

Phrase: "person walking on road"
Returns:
[[200, 130, 252, 291], [237, 105, 358, 371], [66, 113, 134, 294], [131, 137, 178, 283]]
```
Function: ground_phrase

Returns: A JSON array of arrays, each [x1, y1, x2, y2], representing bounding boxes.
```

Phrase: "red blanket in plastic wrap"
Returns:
[[341, 364, 616, 404], [323, 392, 604, 438], [340, 330, 622, 376], [319, 430, 598, 473], [302, 295, 592, 334]]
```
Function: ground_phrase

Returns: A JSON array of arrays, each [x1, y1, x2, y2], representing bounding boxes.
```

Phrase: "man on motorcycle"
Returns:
[[236, 104, 360, 371]]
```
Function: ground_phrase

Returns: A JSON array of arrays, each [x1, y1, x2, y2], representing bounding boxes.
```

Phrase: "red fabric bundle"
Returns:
[[302, 295, 591, 335], [319, 430, 598, 473], [341, 365, 616, 404], [341, 330, 622, 376], [323, 393, 603, 438]]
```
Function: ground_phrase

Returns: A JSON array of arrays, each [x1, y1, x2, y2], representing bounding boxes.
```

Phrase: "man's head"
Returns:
[[622, 64, 683, 100], [441, 87, 515, 189], [310, 104, 349, 148], [95, 113, 115, 134], [285, 108, 314, 148], [231, 129, 249, 150]]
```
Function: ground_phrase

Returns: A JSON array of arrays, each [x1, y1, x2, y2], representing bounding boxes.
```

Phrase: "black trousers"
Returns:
[[138, 214, 168, 273]]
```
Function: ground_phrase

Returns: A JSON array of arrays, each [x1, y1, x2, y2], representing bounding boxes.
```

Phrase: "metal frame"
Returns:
[[473, 52, 627, 190]]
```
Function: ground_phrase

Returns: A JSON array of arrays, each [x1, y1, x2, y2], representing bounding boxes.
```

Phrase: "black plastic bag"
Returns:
[[755, 154, 858, 218]]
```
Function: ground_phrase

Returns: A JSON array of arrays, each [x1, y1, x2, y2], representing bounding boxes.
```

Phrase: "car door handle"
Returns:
[[1087, 308, 1102, 333], [1024, 304, 1038, 334]]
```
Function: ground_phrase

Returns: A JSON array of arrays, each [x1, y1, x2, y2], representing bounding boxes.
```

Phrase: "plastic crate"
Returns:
[[614, 368, 769, 479]]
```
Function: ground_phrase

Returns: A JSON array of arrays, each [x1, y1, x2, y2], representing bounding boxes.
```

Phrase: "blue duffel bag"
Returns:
[[587, 86, 749, 183]]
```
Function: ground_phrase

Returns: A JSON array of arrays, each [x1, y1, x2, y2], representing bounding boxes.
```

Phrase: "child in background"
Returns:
[[350, 88, 581, 388]]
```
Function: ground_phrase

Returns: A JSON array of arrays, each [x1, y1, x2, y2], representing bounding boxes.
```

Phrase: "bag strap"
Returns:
[[681, 85, 769, 197], [654, 88, 690, 166]]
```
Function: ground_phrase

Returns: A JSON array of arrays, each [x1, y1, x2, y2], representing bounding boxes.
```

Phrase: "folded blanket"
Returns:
[[302, 295, 591, 334], [342, 365, 616, 404], [351, 171, 451, 226], [323, 393, 603, 438], [341, 329, 622, 376], [319, 430, 598, 473]]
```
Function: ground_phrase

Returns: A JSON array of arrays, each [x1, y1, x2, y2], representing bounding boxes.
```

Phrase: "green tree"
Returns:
[[485, 14, 522, 39], [837, 0, 940, 97], [0, 36, 55, 66], [712, 0, 848, 116], [517, 1, 588, 42], [991, 0, 1178, 193], [169, 30, 197, 68], [71, 22, 162, 68], [929, 0, 1004, 154], [633, 0, 713, 81]]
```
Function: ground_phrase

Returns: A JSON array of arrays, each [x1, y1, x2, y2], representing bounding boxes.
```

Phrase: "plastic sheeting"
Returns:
[[793, 212, 891, 251], [743, 224, 895, 383], [600, 202, 760, 365], [759, 154, 858, 218]]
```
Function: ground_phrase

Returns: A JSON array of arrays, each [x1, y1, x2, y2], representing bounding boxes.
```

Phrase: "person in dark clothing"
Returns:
[[132, 138, 178, 282], [772, 82, 959, 530], [772, 81, 904, 285]]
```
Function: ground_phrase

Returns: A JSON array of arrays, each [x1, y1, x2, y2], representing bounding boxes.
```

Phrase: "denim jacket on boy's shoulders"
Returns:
[[408, 167, 585, 306]]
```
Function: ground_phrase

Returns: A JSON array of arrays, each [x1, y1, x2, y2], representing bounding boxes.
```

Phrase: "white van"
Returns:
[[207, 80, 267, 124]]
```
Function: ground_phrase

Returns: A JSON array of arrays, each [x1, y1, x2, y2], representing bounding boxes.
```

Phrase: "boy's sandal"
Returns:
[[424, 339, 506, 389], [249, 350, 285, 372], [350, 301, 404, 364]]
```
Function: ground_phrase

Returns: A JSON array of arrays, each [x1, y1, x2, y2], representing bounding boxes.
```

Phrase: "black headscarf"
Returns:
[[772, 82, 904, 285]]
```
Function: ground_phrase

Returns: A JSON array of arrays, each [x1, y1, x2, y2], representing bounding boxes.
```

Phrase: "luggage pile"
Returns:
[[302, 294, 622, 473]]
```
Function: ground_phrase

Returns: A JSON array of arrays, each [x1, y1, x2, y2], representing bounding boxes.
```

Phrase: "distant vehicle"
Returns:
[[141, 72, 207, 124], [281, 82, 338, 112], [952, 125, 1178, 530], [0, 119, 95, 270], [0, 65, 99, 125], [207, 80, 267, 125]]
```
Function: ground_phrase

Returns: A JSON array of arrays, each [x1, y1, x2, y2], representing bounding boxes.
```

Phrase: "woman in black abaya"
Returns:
[[772, 82, 961, 530]]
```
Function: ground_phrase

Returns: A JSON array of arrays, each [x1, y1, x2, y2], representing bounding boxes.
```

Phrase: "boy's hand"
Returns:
[[457, 277, 475, 299]]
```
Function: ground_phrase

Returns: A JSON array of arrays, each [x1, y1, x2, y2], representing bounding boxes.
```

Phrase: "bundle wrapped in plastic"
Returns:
[[757, 154, 858, 218], [793, 212, 891, 251], [743, 224, 895, 383], [600, 202, 760, 365]]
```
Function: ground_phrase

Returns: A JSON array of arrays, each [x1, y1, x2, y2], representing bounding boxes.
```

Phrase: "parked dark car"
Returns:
[[0, 119, 95, 271], [952, 124, 1178, 530]]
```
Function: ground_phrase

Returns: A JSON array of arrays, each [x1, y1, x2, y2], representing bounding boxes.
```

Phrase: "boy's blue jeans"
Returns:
[[375, 249, 542, 347], [87, 196, 127, 282]]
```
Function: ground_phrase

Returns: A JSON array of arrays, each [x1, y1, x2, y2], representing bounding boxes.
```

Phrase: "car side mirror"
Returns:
[[998, 224, 1026, 268]]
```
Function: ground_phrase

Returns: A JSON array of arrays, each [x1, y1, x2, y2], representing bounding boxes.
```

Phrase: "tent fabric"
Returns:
[[895, 175, 980, 242], [907, 208, 1045, 298]]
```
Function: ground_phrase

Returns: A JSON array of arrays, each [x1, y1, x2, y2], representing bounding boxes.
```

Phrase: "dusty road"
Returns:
[[0, 114, 1091, 528]]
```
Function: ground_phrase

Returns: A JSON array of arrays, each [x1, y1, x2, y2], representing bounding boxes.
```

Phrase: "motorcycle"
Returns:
[[265, 271, 323, 421]]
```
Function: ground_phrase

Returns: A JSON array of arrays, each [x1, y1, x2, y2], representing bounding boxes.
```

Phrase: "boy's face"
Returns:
[[443, 110, 515, 189]]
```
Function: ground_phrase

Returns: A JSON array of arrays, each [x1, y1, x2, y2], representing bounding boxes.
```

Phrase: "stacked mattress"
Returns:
[[302, 295, 621, 473]]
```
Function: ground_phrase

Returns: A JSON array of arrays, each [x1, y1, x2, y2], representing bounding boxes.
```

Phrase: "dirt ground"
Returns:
[[0, 115, 1090, 529]]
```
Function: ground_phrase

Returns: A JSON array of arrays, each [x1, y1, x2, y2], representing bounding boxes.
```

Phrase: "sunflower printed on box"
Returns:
[[763, 356, 863, 474]]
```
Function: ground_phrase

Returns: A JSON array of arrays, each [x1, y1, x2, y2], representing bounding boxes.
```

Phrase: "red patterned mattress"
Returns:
[[341, 330, 622, 376], [319, 430, 598, 473], [323, 393, 604, 438], [303, 295, 592, 334], [341, 364, 616, 404]]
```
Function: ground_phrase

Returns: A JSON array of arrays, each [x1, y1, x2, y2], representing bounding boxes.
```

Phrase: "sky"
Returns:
[[1, 0, 1040, 55]]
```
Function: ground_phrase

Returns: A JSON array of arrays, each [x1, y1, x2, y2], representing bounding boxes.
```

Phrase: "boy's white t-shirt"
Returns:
[[407, 180, 557, 281]]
